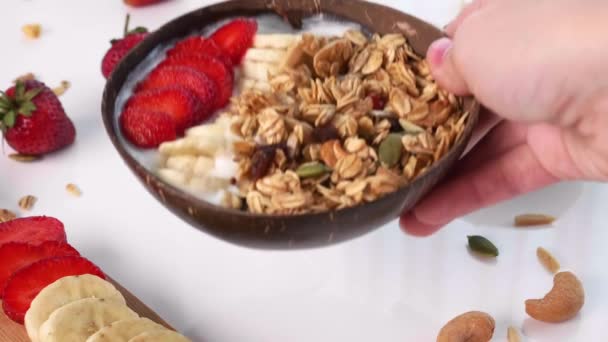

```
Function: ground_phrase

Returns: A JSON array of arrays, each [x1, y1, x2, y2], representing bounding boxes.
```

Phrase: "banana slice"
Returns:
[[159, 135, 226, 157], [244, 48, 286, 63], [86, 317, 166, 342], [25, 275, 126, 342], [129, 330, 191, 342], [165, 155, 197, 173], [39, 297, 138, 342], [241, 61, 278, 81], [253, 34, 300, 49], [157, 168, 189, 187], [185, 122, 226, 138]]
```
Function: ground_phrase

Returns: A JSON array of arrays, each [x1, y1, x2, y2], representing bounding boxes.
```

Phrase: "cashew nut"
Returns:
[[436, 311, 495, 342], [525, 271, 585, 323]]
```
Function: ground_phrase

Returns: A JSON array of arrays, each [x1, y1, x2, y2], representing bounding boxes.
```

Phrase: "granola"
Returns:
[[222, 30, 468, 214]]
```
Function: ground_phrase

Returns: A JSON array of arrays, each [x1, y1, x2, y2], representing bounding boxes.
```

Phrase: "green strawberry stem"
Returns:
[[0, 81, 42, 132], [112, 13, 148, 44], [123, 13, 131, 37]]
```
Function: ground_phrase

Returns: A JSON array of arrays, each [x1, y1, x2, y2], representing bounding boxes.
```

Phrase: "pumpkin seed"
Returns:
[[379, 133, 403, 167], [399, 118, 425, 134], [296, 161, 331, 178], [467, 235, 499, 257]]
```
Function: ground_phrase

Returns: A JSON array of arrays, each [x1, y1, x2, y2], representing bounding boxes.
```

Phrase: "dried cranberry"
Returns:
[[370, 94, 387, 110], [312, 123, 340, 143], [250, 147, 276, 180]]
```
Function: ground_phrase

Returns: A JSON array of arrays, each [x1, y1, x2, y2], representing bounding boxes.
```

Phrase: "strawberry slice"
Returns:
[[167, 36, 233, 69], [124, 86, 202, 135], [159, 53, 234, 109], [0, 216, 66, 247], [2, 256, 105, 324], [210, 18, 258, 65], [0, 242, 79, 298], [120, 108, 177, 148], [137, 66, 217, 123]]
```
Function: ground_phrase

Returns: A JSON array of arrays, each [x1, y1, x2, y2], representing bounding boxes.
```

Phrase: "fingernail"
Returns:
[[428, 37, 453, 67]]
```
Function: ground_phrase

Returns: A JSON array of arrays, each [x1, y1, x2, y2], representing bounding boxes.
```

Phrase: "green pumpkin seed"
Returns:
[[467, 235, 499, 257], [296, 161, 331, 178], [379, 133, 403, 167], [399, 119, 425, 134]]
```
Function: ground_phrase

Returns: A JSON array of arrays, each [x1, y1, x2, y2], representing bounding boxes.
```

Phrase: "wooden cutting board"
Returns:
[[0, 277, 172, 342]]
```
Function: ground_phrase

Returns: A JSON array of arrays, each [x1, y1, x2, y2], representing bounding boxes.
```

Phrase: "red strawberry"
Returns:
[[123, 86, 202, 134], [0, 80, 76, 156], [0, 242, 79, 297], [0, 216, 67, 247], [210, 18, 258, 65], [120, 108, 176, 148], [2, 256, 105, 324], [159, 53, 234, 109], [101, 14, 148, 79], [124, 0, 166, 7], [167, 36, 233, 69], [137, 66, 217, 123]]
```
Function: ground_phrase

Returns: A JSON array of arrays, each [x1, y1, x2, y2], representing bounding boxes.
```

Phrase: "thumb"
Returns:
[[426, 37, 470, 96]]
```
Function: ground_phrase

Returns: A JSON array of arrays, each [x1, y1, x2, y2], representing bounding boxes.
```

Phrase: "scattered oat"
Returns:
[[18, 195, 37, 211], [65, 183, 82, 197], [13, 72, 36, 83], [0, 209, 17, 223], [53, 80, 71, 96], [514, 214, 556, 227], [22, 24, 42, 39], [507, 326, 521, 342], [537, 247, 560, 274], [8, 153, 41, 162]]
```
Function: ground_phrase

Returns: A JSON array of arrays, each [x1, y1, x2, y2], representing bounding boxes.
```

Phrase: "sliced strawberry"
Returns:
[[0, 242, 79, 298], [167, 36, 233, 69], [2, 256, 105, 324], [124, 86, 202, 134], [210, 18, 258, 65], [0, 216, 66, 247], [120, 108, 176, 148], [137, 66, 217, 123], [159, 53, 234, 109]]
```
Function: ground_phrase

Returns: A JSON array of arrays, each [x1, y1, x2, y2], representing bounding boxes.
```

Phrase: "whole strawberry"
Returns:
[[0, 80, 76, 156], [101, 14, 148, 79]]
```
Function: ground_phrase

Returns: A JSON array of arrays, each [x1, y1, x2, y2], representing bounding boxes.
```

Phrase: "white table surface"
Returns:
[[1, 0, 607, 341]]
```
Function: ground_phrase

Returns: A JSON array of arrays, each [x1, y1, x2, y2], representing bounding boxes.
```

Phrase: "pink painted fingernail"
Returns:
[[428, 37, 453, 67]]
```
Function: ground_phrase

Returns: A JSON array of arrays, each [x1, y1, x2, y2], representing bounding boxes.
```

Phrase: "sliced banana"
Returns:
[[157, 168, 189, 187], [86, 317, 166, 342], [241, 61, 278, 82], [165, 155, 197, 173], [39, 297, 138, 342], [129, 330, 192, 342], [25, 275, 126, 342], [159, 135, 226, 157], [253, 33, 300, 49], [244, 48, 286, 63]]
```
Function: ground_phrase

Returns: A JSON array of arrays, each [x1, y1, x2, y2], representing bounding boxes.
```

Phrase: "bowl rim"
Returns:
[[101, 0, 480, 221]]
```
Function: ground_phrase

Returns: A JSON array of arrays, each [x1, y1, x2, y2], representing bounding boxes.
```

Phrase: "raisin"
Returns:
[[250, 147, 276, 180], [388, 117, 403, 133], [312, 123, 340, 143]]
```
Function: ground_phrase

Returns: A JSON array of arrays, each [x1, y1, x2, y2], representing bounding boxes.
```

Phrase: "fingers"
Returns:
[[444, 0, 494, 37], [400, 144, 559, 236], [426, 37, 469, 95]]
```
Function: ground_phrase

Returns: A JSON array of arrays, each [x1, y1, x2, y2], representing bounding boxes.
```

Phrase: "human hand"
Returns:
[[400, 0, 608, 236]]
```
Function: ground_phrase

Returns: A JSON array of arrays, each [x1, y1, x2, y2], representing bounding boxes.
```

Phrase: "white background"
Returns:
[[1, 0, 607, 341]]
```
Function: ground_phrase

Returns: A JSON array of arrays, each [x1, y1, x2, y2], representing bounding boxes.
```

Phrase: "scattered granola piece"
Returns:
[[18, 195, 37, 211], [52, 81, 71, 97], [507, 326, 521, 342], [515, 214, 556, 227], [8, 153, 41, 163], [0, 209, 17, 223], [22, 24, 42, 39], [13, 73, 36, 83], [537, 247, 560, 274], [65, 183, 82, 197]]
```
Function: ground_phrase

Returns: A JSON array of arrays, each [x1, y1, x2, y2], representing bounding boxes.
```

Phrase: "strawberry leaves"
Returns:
[[0, 81, 42, 131]]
